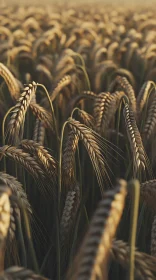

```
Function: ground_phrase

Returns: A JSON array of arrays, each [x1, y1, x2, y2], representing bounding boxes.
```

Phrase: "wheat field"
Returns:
[[0, 3, 155, 280]]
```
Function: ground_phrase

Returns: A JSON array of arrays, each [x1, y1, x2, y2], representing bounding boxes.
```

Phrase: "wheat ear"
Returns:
[[0, 145, 46, 182], [67, 118, 109, 194], [137, 81, 155, 115], [29, 102, 54, 133], [51, 75, 72, 102], [93, 92, 111, 134], [143, 89, 156, 142], [60, 182, 80, 246], [0, 187, 11, 244], [62, 130, 79, 189], [70, 179, 127, 280], [6, 82, 37, 145], [33, 119, 45, 145], [0, 63, 20, 100], [109, 76, 136, 113], [112, 239, 156, 280], [72, 108, 95, 129], [0, 172, 32, 215], [20, 139, 57, 181], [123, 101, 148, 174], [0, 266, 49, 280]]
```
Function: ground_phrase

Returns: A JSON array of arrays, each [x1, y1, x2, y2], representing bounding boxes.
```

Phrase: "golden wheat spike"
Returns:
[[69, 179, 127, 280], [123, 101, 148, 175], [0, 188, 11, 244], [0, 63, 20, 100]]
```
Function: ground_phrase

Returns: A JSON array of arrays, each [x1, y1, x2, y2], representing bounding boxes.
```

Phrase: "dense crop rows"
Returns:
[[0, 4, 156, 280]]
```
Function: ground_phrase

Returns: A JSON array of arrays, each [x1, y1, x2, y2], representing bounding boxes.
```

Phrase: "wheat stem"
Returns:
[[128, 180, 140, 280]]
